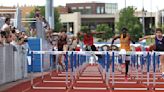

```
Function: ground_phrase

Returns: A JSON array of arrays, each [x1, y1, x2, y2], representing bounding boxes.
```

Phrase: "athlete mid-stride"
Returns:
[[140, 28, 164, 79], [111, 27, 135, 81]]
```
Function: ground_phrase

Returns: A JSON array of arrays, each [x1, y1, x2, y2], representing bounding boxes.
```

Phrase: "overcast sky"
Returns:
[[0, 0, 164, 12]]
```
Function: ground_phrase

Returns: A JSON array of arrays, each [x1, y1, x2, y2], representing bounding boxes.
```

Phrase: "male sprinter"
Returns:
[[139, 28, 164, 79], [77, 28, 104, 51], [111, 27, 135, 81]]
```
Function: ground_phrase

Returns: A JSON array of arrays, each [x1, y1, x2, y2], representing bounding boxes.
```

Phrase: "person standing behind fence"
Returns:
[[30, 9, 42, 37], [111, 27, 135, 81], [69, 36, 78, 51], [139, 28, 164, 79], [1, 17, 11, 31]]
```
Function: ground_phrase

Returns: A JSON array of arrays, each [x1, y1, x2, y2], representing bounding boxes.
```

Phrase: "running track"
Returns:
[[3, 64, 164, 92]]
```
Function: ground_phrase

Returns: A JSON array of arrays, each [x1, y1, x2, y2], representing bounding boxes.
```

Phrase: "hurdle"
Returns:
[[29, 51, 164, 91], [30, 51, 92, 90], [30, 51, 70, 90]]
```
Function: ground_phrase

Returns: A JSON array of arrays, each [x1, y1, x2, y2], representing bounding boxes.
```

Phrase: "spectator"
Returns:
[[30, 8, 42, 37], [34, 9, 42, 20], [69, 36, 78, 51], [10, 32, 17, 46], [1, 17, 11, 31], [0, 31, 4, 46]]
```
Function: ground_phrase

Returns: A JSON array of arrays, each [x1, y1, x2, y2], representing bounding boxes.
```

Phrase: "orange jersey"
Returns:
[[120, 34, 131, 51]]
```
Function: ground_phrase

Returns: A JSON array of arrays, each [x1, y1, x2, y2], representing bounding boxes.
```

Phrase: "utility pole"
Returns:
[[45, 0, 54, 29], [162, 11, 164, 29], [142, 0, 145, 35], [125, 0, 126, 9]]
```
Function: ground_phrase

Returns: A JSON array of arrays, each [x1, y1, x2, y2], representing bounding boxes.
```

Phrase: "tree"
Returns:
[[54, 8, 62, 32], [29, 6, 62, 32], [158, 24, 164, 33], [77, 26, 90, 41], [95, 24, 114, 42], [116, 6, 143, 42]]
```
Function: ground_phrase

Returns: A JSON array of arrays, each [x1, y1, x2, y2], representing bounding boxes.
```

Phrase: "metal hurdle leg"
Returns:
[[112, 52, 115, 89], [103, 54, 106, 81], [49, 54, 53, 77], [136, 55, 139, 80], [130, 55, 133, 76], [55, 54, 59, 73], [141, 55, 144, 82], [76, 54, 80, 77], [97, 56, 104, 78], [147, 53, 150, 90], [65, 52, 69, 87], [106, 52, 110, 86], [41, 53, 44, 82], [73, 53, 77, 79], [30, 51, 34, 88], [70, 52, 74, 84], [153, 52, 156, 88], [157, 55, 160, 72]]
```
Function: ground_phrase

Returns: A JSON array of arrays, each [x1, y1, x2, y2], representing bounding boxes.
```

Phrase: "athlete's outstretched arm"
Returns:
[[91, 31, 105, 35], [77, 31, 85, 36], [111, 35, 120, 45], [139, 35, 155, 41], [129, 36, 136, 44]]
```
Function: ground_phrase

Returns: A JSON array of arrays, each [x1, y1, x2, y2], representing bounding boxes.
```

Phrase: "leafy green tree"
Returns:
[[116, 6, 143, 42], [29, 6, 62, 32], [77, 26, 90, 41], [95, 24, 114, 42], [158, 24, 164, 33], [54, 8, 62, 32]]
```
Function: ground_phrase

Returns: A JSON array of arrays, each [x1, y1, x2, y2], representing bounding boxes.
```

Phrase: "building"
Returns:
[[66, 2, 118, 14], [59, 2, 159, 36], [0, 6, 35, 18], [56, 6, 69, 14], [59, 2, 118, 35]]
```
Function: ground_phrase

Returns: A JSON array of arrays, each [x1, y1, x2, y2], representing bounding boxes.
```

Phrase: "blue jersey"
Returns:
[[155, 36, 164, 51]]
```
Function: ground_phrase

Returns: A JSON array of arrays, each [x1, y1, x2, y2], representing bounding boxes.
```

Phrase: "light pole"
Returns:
[[162, 11, 164, 29], [142, 0, 147, 36], [45, 0, 54, 29], [150, 0, 152, 31], [142, 8, 146, 35], [125, 0, 126, 8]]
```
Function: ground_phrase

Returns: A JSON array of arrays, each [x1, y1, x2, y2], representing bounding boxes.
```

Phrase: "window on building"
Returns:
[[83, 9, 92, 14], [79, 7, 84, 9], [71, 7, 77, 10], [101, 7, 104, 14], [97, 6, 101, 14], [86, 6, 91, 9]]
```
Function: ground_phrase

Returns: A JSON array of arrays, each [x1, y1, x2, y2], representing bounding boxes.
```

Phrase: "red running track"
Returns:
[[2, 64, 164, 92]]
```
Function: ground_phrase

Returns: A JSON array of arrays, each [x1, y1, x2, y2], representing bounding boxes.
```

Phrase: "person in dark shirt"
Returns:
[[57, 28, 68, 71], [140, 28, 164, 79]]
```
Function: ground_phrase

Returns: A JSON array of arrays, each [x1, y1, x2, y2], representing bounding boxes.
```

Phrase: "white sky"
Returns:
[[0, 0, 163, 12]]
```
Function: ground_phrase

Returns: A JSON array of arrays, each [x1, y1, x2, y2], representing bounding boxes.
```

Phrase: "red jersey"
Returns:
[[83, 34, 93, 46], [135, 46, 142, 52]]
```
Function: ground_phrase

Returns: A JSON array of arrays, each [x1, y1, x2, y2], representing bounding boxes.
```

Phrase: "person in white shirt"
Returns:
[[1, 18, 11, 31]]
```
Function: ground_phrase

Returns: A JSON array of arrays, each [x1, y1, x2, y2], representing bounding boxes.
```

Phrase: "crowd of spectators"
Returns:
[[0, 17, 28, 47]]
